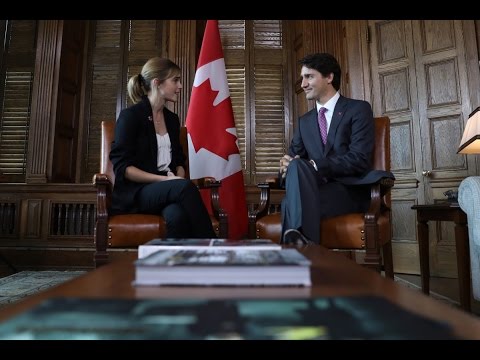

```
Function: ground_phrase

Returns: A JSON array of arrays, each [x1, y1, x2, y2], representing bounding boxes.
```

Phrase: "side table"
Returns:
[[411, 203, 470, 312]]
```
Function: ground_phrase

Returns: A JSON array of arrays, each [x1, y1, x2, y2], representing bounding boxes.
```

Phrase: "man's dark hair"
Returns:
[[300, 53, 341, 91]]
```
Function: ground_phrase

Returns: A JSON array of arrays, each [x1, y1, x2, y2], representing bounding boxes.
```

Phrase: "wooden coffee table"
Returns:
[[1, 245, 480, 339]]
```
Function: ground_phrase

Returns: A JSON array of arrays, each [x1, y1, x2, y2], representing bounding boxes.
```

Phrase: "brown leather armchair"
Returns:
[[93, 120, 228, 267], [249, 116, 394, 278]]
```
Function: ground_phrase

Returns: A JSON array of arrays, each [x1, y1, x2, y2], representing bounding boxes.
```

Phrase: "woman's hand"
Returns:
[[164, 171, 183, 181]]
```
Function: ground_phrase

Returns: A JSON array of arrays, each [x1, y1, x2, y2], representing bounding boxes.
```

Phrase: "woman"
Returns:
[[109, 57, 216, 238]]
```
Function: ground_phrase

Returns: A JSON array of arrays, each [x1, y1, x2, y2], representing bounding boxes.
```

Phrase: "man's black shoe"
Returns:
[[283, 228, 313, 245]]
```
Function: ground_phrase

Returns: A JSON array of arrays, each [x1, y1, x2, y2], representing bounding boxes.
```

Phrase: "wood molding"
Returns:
[[168, 20, 196, 126], [26, 20, 62, 183]]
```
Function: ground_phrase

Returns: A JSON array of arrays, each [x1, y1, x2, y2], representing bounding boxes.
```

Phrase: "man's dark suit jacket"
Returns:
[[109, 96, 186, 215], [289, 95, 391, 186]]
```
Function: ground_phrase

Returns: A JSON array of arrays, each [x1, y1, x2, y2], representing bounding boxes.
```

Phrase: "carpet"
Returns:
[[0, 271, 87, 307]]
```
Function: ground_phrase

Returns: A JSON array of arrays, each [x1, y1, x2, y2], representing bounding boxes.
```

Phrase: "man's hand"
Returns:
[[279, 154, 299, 178]]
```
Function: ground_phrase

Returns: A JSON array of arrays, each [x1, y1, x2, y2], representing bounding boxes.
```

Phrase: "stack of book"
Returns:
[[134, 247, 311, 287]]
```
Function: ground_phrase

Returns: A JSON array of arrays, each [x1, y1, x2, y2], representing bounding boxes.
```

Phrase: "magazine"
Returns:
[[138, 238, 281, 259]]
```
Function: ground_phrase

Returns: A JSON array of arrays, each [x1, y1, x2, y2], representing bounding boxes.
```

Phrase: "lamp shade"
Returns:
[[458, 107, 480, 154]]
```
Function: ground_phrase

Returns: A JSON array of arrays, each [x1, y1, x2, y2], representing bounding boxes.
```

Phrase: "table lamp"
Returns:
[[458, 106, 480, 154]]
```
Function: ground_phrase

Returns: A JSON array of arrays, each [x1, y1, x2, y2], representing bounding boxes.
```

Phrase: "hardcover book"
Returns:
[[138, 238, 281, 259], [0, 296, 456, 340], [134, 248, 311, 287]]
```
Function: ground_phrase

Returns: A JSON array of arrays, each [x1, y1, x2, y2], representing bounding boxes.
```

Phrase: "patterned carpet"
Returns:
[[0, 271, 87, 307]]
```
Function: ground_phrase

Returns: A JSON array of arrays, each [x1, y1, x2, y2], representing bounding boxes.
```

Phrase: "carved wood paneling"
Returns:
[[414, 21, 474, 186], [367, 19, 480, 276], [26, 20, 61, 183], [392, 199, 416, 241], [0, 201, 18, 237], [50, 202, 95, 237], [390, 122, 414, 172], [420, 20, 455, 54], [376, 21, 407, 64], [0, 184, 95, 248], [380, 68, 411, 114], [425, 59, 459, 107], [169, 20, 196, 126], [369, 20, 427, 275], [430, 115, 464, 170], [24, 199, 42, 238]]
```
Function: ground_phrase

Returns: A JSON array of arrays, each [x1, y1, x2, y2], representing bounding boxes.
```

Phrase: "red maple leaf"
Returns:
[[187, 78, 239, 160]]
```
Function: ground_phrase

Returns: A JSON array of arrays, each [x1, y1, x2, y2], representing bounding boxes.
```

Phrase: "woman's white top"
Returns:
[[156, 133, 172, 172]]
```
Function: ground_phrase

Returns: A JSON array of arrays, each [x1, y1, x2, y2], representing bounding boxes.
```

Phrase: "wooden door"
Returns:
[[368, 20, 480, 276]]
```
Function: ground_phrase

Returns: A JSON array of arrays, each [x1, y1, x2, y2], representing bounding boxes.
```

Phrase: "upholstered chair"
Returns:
[[93, 120, 227, 267], [249, 117, 395, 278]]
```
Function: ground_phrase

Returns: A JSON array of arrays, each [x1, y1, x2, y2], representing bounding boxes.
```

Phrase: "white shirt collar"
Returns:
[[316, 92, 340, 114]]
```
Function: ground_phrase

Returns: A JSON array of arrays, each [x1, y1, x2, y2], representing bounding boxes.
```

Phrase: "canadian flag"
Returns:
[[186, 20, 248, 239]]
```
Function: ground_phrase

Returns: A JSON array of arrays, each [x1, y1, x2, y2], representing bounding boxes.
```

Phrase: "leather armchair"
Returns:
[[93, 120, 227, 267], [249, 117, 395, 278]]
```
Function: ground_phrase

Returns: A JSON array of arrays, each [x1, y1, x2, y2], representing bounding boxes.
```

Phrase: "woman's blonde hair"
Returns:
[[127, 57, 181, 104]]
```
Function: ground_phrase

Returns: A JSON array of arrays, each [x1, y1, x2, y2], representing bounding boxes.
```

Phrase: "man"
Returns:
[[280, 53, 388, 244]]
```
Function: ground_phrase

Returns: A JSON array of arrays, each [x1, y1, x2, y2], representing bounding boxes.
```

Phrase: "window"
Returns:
[[0, 20, 37, 182], [219, 20, 289, 184]]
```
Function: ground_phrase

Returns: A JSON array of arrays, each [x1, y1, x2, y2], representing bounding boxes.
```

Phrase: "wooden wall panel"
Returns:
[[24, 199, 42, 238], [168, 20, 196, 125], [82, 20, 122, 183], [26, 20, 61, 183]]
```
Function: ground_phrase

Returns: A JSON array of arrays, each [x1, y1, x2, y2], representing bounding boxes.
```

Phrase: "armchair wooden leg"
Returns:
[[216, 212, 228, 239], [94, 252, 108, 268], [364, 247, 382, 274], [94, 219, 109, 268]]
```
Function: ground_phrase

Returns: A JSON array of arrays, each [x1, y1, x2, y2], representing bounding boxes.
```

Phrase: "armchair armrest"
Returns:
[[364, 176, 395, 219], [379, 177, 394, 200], [364, 176, 394, 254], [92, 173, 113, 221], [92, 173, 113, 261], [247, 183, 270, 240]]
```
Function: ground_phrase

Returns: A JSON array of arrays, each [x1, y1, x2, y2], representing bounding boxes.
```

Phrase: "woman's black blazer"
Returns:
[[109, 96, 186, 214]]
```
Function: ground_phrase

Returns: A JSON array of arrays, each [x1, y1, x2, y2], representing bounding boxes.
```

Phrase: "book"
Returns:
[[134, 248, 311, 287], [138, 238, 281, 259], [0, 296, 457, 340]]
